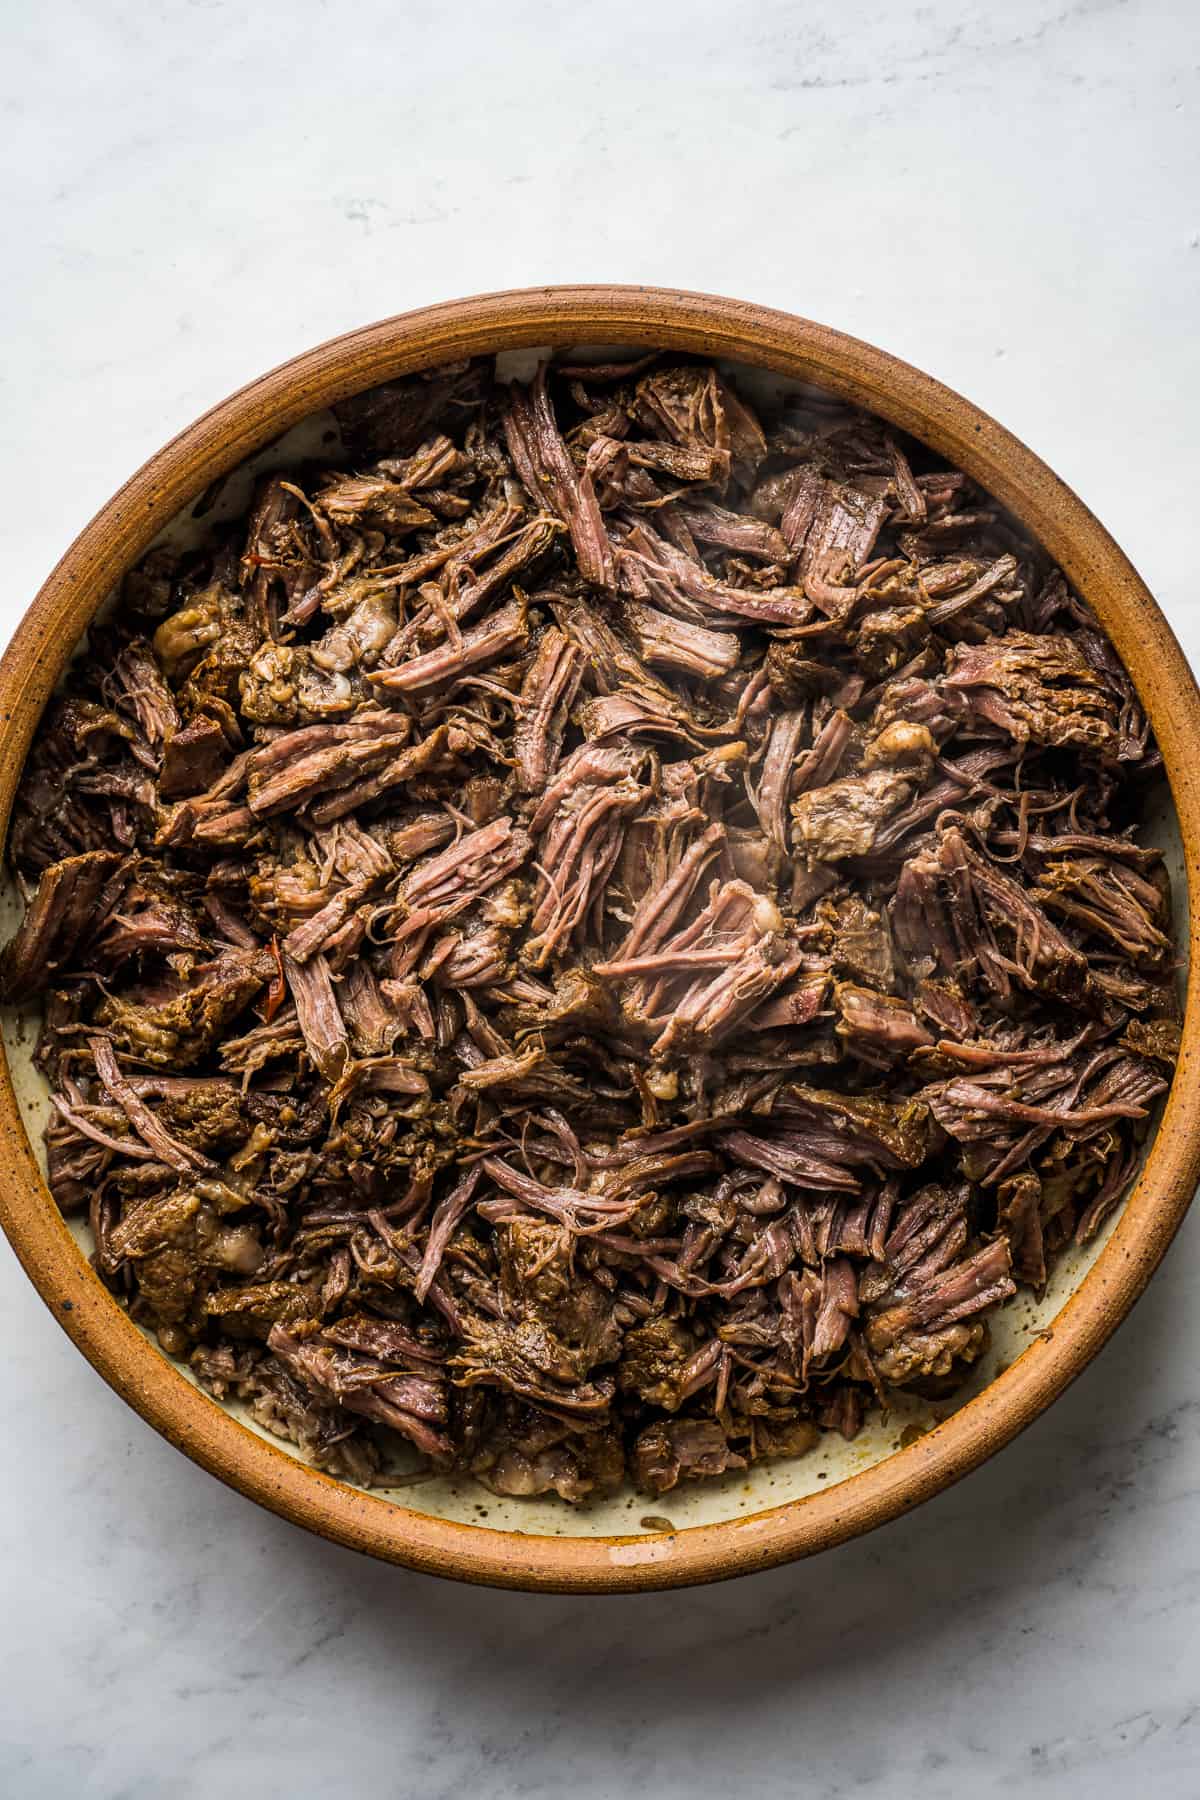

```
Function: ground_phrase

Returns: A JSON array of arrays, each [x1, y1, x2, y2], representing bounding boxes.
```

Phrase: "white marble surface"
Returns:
[[2, 1, 1199, 1793]]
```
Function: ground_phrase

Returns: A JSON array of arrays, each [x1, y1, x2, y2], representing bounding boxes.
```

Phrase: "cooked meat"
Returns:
[[3, 351, 1175, 1499]]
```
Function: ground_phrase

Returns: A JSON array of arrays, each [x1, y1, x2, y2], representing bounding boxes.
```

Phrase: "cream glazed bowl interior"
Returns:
[[0, 287, 1197, 1592]]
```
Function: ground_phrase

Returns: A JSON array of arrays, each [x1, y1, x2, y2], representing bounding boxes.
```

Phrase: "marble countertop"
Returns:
[[3, 1, 1199, 1793]]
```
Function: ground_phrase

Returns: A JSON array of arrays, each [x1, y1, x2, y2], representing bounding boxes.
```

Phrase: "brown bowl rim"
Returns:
[[1, 284, 1197, 1593]]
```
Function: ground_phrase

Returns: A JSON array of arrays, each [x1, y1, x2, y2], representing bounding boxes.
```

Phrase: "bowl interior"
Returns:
[[2, 344, 1186, 1544]]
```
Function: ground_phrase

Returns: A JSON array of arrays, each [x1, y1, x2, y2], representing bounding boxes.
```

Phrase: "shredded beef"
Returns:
[[3, 351, 1176, 1500]]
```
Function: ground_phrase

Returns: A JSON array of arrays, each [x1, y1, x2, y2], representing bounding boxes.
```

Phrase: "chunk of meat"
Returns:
[[792, 770, 913, 862]]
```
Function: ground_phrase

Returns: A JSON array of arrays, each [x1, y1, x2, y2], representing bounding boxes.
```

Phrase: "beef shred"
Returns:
[[3, 353, 1176, 1500]]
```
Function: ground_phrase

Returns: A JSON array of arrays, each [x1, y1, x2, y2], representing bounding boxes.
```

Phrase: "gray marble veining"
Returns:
[[2, 2, 1199, 1794]]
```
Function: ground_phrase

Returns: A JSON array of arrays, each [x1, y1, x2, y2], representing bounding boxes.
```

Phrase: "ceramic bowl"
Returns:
[[2, 286, 1197, 1592]]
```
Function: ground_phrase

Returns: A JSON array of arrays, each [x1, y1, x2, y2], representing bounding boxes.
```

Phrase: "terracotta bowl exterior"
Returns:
[[1, 286, 1198, 1593]]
